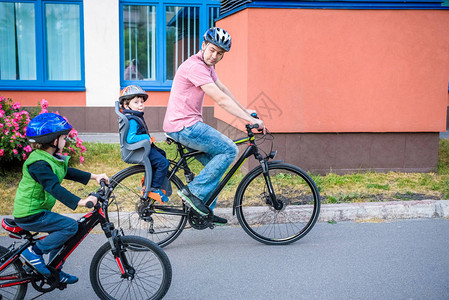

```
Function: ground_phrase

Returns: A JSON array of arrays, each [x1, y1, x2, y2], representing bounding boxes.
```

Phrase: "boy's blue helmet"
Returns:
[[26, 113, 72, 144], [203, 27, 232, 52]]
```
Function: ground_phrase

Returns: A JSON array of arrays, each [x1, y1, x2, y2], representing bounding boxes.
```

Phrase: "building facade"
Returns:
[[1, 0, 448, 173]]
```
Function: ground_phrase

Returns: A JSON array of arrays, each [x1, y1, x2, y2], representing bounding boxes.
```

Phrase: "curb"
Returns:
[[1, 201, 448, 233], [212, 200, 449, 225], [317, 200, 449, 222]]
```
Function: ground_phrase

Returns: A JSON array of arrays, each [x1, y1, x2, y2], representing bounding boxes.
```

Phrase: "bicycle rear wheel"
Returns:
[[235, 162, 320, 245], [90, 235, 172, 300], [0, 246, 28, 300], [108, 165, 187, 248]]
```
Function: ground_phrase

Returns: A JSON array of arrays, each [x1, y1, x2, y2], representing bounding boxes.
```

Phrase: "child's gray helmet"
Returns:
[[119, 85, 148, 105]]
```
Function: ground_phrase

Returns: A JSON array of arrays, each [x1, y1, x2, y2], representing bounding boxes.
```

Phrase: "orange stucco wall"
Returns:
[[216, 9, 449, 133], [0, 91, 86, 106], [143, 91, 214, 107], [0, 89, 215, 108]]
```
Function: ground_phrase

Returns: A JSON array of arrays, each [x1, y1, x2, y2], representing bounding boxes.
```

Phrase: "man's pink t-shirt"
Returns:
[[163, 51, 218, 133]]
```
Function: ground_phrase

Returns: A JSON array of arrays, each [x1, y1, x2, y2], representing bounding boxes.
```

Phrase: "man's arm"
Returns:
[[214, 79, 247, 111], [201, 82, 264, 128]]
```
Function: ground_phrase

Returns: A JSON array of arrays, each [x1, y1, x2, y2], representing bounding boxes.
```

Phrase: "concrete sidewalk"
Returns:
[[1, 200, 448, 226], [78, 132, 166, 143]]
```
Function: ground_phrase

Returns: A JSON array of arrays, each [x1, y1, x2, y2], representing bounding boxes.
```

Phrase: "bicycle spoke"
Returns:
[[236, 163, 320, 245], [107, 165, 187, 247], [0, 246, 28, 300], [90, 236, 171, 300]]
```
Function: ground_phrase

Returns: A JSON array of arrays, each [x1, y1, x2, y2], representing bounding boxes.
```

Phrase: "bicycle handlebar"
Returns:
[[86, 179, 108, 209]]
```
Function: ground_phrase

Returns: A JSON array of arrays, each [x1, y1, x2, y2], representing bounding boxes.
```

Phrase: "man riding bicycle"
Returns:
[[163, 27, 265, 225]]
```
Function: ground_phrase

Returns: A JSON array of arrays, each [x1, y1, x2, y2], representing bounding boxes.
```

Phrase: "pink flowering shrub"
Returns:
[[0, 97, 32, 165], [0, 97, 86, 168]]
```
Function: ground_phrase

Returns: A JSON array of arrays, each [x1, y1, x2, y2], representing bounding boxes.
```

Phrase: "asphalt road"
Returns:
[[1, 218, 448, 300]]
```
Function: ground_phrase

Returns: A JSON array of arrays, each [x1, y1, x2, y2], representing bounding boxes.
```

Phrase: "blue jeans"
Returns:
[[15, 211, 78, 255], [166, 122, 238, 210]]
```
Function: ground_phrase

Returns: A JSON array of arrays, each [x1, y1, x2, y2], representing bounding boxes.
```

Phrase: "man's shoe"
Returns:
[[212, 215, 228, 225], [177, 186, 209, 216], [149, 188, 169, 203], [59, 271, 79, 284], [21, 247, 51, 276]]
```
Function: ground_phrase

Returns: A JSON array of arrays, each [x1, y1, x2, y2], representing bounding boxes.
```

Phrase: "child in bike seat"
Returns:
[[13, 113, 109, 284], [119, 85, 170, 203]]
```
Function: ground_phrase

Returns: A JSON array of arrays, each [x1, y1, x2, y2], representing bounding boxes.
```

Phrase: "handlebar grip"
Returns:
[[86, 201, 94, 209]]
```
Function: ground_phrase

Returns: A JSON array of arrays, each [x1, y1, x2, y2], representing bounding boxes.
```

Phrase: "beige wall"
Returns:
[[84, 0, 120, 107]]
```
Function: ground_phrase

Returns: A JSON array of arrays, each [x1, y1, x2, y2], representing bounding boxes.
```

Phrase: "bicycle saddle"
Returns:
[[164, 134, 177, 145], [2, 218, 29, 238]]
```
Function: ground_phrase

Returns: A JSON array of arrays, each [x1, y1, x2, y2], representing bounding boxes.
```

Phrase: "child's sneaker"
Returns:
[[59, 271, 79, 284], [149, 188, 169, 203], [21, 246, 51, 276]]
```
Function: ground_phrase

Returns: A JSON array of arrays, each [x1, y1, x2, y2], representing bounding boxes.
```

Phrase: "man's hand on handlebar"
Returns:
[[249, 113, 266, 134]]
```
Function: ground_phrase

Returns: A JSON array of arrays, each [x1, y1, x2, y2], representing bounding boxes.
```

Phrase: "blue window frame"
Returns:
[[0, 0, 84, 91], [120, 0, 220, 91]]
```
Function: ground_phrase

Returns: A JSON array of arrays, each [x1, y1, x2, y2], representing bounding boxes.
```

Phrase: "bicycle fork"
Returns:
[[260, 159, 283, 210], [102, 223, 135, 280]]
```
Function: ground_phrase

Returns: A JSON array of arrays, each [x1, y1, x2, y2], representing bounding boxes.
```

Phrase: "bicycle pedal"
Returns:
[[148, 192, 164, 204]]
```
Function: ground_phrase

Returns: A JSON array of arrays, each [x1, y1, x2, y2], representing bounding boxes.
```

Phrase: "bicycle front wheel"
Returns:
[[0, 246, 28, 300], [90, 235, 172, 300], [108, 165, 187, 248], [235, 162, 320, 245]]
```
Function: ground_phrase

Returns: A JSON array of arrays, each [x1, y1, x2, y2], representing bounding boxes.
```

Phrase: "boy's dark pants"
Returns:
[[150, 146, 169, 189], [15, 210, 78, 259]]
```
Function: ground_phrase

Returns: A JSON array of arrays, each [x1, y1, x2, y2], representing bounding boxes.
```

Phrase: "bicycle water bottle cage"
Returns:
[[115, 101, 153, 199]]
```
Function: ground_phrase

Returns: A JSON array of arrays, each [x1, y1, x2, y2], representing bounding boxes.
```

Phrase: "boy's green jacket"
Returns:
[[13, 150, 68, 218]]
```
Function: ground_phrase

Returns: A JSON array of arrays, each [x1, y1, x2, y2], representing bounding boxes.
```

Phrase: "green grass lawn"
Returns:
[[1, 139, 449, 215]]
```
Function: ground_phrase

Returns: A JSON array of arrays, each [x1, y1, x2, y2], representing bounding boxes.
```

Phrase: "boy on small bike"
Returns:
[[119, 85, 170, 203], [13, 113, 109, 284]]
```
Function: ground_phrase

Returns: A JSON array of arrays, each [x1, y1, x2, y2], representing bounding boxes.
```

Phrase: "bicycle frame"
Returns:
[[0, 191, 133, 290], [166, 127, 283, 211]]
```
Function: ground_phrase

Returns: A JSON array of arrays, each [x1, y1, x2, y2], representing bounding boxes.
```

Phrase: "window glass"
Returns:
[[45, 4, 81, 80], [123, 5, 156, 81], [120, 1, 220, 88], [165, 6, 199, 81], [0, 3, 36, 80], [209, 6, 219, 28]]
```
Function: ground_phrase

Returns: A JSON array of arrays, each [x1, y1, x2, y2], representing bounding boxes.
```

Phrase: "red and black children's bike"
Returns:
[[0, 180, 172, 300]]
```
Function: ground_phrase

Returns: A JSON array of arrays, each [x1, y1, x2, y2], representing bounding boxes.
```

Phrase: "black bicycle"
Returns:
[[107, 123, 321, 247], [0, 180, 172, 300]]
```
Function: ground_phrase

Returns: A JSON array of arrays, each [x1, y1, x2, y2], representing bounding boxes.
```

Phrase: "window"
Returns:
[[120, 1, 220, 91], [0, 1, 84, 91]]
